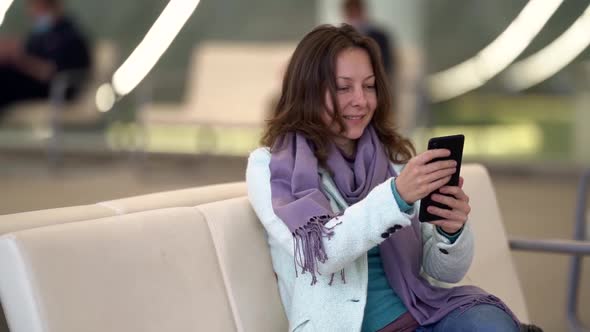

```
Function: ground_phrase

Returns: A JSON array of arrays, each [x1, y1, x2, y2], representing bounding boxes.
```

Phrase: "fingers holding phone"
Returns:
[[428, 177, 471, 233], [395, 148, 457, 204]]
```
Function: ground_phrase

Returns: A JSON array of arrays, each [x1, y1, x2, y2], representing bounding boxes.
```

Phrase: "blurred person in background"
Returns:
[[0, 0, 91, 115], [343, 0, 395, 79]]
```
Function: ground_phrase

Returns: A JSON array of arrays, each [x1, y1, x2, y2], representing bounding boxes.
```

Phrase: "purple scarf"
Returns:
[[269, 126, 519, 326]]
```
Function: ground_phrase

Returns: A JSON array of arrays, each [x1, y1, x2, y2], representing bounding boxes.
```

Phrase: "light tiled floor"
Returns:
[[0, 152, 587, 331]]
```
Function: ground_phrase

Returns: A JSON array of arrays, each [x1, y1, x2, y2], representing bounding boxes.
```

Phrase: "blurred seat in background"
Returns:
[[138, 42, 295, 153]]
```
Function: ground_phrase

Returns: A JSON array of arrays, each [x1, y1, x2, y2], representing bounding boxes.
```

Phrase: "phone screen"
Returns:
[[418, 134, 465, 222]]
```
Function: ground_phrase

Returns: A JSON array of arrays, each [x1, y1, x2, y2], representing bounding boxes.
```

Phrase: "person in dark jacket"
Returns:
[[0, 0, 91, 113], [342, 0, 395, 79]]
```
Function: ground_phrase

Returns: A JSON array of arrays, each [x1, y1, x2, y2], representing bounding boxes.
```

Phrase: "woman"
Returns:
[[247, 24, 530, 332]]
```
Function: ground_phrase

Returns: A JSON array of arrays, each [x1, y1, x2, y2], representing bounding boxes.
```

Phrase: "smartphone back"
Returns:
[[418, 134, 464, 222]]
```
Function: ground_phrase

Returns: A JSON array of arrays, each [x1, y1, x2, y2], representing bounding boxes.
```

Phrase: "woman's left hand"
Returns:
[[427, 176, 470, 234]]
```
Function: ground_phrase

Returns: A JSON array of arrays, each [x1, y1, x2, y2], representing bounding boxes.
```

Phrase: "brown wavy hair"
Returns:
[[261, 24, 414, 165]]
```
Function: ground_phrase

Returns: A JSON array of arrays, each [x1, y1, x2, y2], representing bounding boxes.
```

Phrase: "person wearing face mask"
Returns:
[[0, 0, 91, 114], [246, 24, 543, 332]]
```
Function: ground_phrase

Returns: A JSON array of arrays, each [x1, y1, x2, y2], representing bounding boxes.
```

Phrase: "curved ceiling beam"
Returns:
[[111, 0, 201, 97], [0, 0, 14, 27], [428, 0, 563, 102], [504, 5, 590, 91]]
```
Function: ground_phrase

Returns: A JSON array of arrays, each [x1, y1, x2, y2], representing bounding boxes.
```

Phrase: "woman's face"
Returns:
[[322, 47, 377, 153]]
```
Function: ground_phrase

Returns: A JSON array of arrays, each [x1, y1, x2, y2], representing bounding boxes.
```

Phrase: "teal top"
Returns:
[[361, 246, 407, 332], [361, 179, 462, 332]]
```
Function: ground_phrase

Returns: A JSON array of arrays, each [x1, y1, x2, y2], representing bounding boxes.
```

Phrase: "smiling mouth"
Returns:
[[343, 115, 366, 120]]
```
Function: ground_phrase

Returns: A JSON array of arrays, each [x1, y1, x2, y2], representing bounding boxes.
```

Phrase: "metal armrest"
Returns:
[[44, 69, 89, 169], [509, 236, 590, 332], [509, 237, 590, 255], [509, 170, 590, 332]]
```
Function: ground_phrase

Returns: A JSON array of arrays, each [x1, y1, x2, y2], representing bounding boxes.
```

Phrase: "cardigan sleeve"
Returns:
[[246, 147, 414, 276], [420, 211, 474, 283]]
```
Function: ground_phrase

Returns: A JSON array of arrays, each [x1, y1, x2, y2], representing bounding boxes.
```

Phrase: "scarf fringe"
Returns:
[[292, 215, 341, 285], [327, 269, 347, 286]]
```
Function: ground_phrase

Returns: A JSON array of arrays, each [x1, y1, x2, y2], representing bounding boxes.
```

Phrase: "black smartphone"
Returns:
[[418, 134, 465, 222]]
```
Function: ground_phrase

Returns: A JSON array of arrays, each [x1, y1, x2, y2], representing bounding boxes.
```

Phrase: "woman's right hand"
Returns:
[[395, 149, 457, 204]]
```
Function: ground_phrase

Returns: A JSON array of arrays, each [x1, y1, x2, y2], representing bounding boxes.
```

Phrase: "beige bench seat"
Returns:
[[0, 181, 246, 236], [0, 208, 238, 332], [0, 165, 533, 331]]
